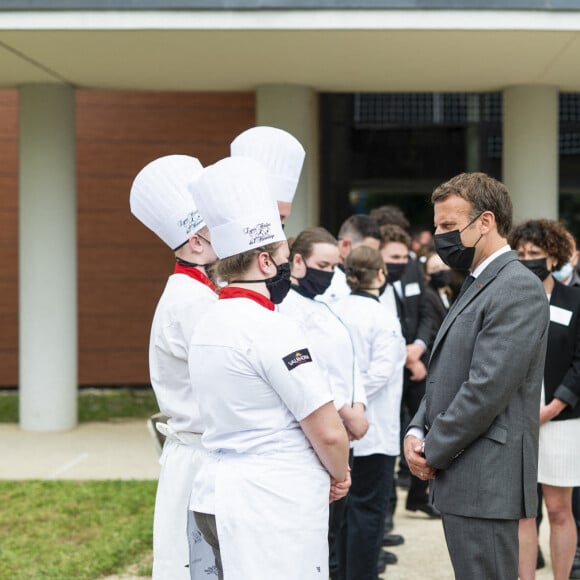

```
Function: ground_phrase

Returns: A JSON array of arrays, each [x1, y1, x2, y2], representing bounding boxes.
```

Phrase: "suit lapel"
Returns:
[[430, 250, 518, 359]]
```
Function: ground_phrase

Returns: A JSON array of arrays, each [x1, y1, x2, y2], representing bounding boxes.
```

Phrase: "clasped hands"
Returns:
[[330, 468, 351, 503], [404, 434, 436, 481]]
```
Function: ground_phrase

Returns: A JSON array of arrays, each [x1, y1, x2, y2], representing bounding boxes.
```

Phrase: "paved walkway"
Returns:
[[0, 419, 159, 480], [1, 420, 556, 578]]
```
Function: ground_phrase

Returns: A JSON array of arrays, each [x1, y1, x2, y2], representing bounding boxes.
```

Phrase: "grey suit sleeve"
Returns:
[[425, 277, 549, 470], [407, 396, 427, 434]]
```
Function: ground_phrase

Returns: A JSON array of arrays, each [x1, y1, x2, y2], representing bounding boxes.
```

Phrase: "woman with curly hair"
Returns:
[[509, 219, 580, 580]]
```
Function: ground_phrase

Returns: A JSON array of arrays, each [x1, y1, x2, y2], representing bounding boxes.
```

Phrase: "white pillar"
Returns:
[[503, 86, 558, 221], [19, 84, 77, 431], [256, 85, 319, 234]]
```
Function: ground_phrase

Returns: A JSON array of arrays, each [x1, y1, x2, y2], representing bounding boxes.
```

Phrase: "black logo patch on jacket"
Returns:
[[283, 349, 312, 371]]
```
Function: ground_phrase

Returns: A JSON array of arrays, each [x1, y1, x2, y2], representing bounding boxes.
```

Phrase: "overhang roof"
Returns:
[[2, 8, 580, 92]]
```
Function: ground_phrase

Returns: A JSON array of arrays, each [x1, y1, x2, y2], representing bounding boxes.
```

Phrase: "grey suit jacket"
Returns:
[[409, 250, 549, 520]]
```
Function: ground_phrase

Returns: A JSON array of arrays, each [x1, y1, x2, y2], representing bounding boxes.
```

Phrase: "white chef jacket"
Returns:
[[149, 268, 217, 579], [317, 265, 350, 305], [190, 289, 333, 459], [279, 287, 366, 411], [189, 288, 334, 579], [149, 271, 217, 434], [333, 292, 406, 457]]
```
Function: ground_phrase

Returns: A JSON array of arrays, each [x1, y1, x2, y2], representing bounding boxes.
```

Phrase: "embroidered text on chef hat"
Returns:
[[189, 156, 285, 259], [230, 126, 305, 204], [130, 155, 205, 250]]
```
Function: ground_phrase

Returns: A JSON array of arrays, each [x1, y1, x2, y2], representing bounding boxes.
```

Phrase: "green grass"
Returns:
[[0, 388, 159, 423], [0, 480, 156, 579]]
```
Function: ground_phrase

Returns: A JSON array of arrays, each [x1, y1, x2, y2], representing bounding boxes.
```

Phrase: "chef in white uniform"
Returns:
[[188, 156, 351, 579], [278, 226, 369, 576], [211, 124, 301, 292], [130, 155, 217, 579], [332, 246, 406, 580], [230, 125, 305, 226], [279, 226, 368, 436]]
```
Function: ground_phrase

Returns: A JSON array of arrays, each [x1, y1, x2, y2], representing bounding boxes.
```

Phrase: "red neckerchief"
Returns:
[[173, 262, 216, 292], [219, 286, 275, 311]]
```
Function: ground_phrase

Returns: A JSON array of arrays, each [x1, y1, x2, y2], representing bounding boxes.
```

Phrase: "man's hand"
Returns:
[[404, 435, 436, 480], [343, 403, 369, 441], [539, 398, 567, 425], [406, 359, 427, 382], [330, 469, 351, 503]]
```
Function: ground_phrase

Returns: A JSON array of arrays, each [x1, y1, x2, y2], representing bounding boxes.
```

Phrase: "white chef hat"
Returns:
[[129, 155, 205, 250], [230, 126, 305, 204], [189, 156, 285, 259]]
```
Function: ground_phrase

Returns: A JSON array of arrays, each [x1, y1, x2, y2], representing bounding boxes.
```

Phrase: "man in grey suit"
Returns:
[[404, 172, 550, 579]]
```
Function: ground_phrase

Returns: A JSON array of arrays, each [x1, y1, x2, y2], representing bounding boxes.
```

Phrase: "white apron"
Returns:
[[153, 426, 216, 579], [214, 449, 330, 580]]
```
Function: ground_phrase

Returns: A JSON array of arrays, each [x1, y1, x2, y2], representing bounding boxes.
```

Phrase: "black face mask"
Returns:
[[295, 267, 334, 299], [231, 257, 292, 304], [433, 213, 483, 271], [520, 258, 550, 281], [385, 262, 407, 283], [264, 260, 292, 304], [429, 270, 452, 289]]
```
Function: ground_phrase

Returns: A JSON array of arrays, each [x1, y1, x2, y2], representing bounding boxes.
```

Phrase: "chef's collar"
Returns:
[[174, 260, 216, 292], [219, 286, 275, 311]]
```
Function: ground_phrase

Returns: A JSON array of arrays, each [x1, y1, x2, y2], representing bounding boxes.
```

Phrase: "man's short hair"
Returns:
[[380, 224, 411, 249], [337, 214, 381, 244], [369, 205, 410, 232], [432, 173, 513, 237]]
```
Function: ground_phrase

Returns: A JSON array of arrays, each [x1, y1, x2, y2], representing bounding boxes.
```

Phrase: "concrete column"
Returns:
[[19, 84, 77, 431], [503, 86, 558, 221], [256, 85, 319, 235]]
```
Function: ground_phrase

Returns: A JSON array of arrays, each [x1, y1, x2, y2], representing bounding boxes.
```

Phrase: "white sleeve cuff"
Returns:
[[406, 427, 425, 440]]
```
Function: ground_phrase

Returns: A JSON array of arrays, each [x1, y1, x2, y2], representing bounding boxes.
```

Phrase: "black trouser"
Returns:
[[333, 454, 396, 580], [329, 449, 354, 577]]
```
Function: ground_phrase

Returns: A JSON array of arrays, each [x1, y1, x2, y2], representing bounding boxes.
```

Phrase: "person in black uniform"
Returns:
[[509, 219, 580, 580]]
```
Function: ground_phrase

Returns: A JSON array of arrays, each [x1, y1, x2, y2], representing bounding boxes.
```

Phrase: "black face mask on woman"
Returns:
[[433, 213, 483, 271], [429, 270, 452, 289], [231, 257, 292, 304], [295, 267, 334, 299], [520, 258, 551, 281]]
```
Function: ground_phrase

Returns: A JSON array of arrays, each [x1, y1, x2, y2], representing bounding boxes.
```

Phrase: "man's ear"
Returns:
[[256, 251, 274, 276], [479, 211, 496, 234], [187, 234, 204, 255], [338, 238, 351, 260]]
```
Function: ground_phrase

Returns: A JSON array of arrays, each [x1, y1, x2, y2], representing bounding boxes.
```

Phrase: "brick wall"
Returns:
[[0, 91, 18, 386], [0, 89, 255, 386]]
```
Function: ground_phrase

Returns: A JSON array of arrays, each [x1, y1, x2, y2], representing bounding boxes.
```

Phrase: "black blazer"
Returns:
[[545, 280, 580, 421], [423, 285, 449, 350], [397, 259, 432, 349]]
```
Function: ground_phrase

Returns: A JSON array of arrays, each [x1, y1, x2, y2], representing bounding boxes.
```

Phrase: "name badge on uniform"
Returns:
[[550, 305, 573, 327], [404, 282, 421, 297]]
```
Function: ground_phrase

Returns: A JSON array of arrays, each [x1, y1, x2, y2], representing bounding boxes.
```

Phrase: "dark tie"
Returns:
[[457, 274, 475, 300]]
